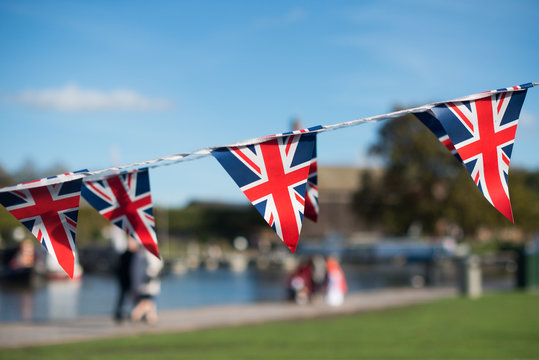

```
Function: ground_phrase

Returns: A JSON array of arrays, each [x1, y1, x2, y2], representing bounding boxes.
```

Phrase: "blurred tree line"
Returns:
[[353, 111, 539, 241], [155, 202, 266, 243]]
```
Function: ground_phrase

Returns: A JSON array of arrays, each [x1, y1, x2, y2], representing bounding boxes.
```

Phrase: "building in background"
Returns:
[[301, 166, 382, 242]]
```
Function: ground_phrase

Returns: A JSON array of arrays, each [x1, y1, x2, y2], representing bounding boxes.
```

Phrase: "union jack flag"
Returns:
[[429, 88, 528, 221], [81, 168, 159, 258], [212, 131, 317, 252], [0, 170, 87, 278]]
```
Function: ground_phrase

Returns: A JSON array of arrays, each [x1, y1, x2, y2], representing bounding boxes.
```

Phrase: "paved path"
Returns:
[[0, 287, 456, 349]]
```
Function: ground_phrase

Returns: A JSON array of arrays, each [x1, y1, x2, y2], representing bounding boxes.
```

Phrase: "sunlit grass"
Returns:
[[2, 291, 538, 359]]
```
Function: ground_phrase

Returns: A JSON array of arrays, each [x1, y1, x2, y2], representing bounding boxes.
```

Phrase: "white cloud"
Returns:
[[517, 110, 537, 141], [519, 110, 536, 127], [10, 84, 174, 112]]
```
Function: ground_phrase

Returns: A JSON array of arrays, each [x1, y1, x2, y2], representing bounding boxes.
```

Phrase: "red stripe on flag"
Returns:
[[449, 102, 474, 132], [284, 136, 294, 156], [101, 176, 159, 258], [441, 137, 456, 152], [65, 216, 77, 228], [502, 151, 510, 166], [232, 147, 261, 174], [88, 182, 112, 202], [295, 192, 305, 206]]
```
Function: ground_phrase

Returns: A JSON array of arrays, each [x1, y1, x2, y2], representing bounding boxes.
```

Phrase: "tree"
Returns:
[[163, 201, 267, 243], [354, 111, 460, 234], [353, 110, 539, 237], [0, 164, 14, 188]]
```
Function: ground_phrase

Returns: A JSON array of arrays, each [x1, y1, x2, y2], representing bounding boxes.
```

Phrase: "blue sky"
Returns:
[[1, 0, 538, 206]]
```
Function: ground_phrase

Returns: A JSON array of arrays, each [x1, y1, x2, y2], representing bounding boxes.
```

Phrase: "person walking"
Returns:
[[113, 234, 138, 323], [324, 256, 347, 307], [130, 246, 163, 324]]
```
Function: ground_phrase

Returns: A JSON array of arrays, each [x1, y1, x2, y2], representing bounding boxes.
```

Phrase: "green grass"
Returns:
[[2, 292, 538, 359]]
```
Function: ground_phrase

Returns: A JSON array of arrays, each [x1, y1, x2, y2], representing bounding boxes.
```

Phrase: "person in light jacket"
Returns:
[[324, 256, 347, 307], [130, 247, 163, 324]]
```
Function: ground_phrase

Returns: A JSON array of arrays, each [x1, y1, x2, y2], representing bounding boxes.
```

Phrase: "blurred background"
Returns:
[[0, 0, 538, 323]]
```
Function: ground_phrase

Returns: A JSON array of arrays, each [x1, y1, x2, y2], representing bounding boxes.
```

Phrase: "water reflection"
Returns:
[[0, 268, 292, 323], [48, 281, 80, 320], [0, 262, 513, 323]]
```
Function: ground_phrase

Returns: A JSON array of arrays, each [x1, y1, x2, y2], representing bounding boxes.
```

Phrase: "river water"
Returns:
[[0, 263, 432, 323], [0, 261, 513, 323]]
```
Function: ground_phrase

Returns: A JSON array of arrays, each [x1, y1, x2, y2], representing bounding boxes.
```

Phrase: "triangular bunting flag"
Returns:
[[426, 88, 528, 222], [0, 170, 87, 278], [212, 131, 317, 253], [81, 168, 160, 258], [304, 136, 319, 222]]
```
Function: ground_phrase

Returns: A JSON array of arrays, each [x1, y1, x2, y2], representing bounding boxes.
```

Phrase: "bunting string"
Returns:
[[0, 82, 536, 277], [2, 83, 535, 191]]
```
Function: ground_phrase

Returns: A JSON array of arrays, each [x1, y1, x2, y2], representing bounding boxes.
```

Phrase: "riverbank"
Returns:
[[0, 287, 456, 348]]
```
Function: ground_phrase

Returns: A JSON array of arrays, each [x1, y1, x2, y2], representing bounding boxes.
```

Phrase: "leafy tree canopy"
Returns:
[[353, 111, 539, 238]]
